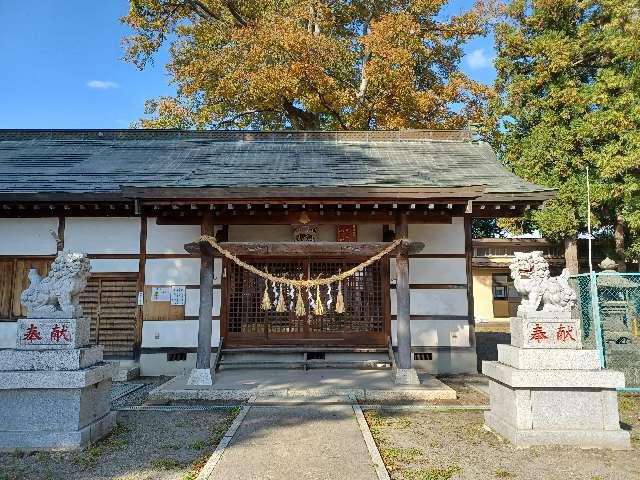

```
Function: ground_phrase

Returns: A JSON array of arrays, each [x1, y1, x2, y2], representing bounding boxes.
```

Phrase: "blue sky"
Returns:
[[0, 0, 496, 129]]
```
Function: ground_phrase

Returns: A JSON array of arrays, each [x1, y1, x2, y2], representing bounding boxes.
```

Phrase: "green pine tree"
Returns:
[[490, 0, 640, 271]]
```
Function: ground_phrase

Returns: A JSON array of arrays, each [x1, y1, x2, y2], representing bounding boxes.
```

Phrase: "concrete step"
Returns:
[[219, 360, 392, 370], [223, 347, 388, 354], [108, 362, 141, 382]]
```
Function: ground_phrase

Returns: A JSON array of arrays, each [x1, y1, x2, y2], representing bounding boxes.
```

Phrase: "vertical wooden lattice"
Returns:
[[225, 257, 387, 346]]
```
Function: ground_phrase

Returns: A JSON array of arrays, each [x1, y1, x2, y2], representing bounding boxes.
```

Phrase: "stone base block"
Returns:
[[510, 315, 582, 349], [482, 361, 624, 389], [483, 371, 630, 449], [0, 411, 116, 452], [0, 345, 103, 371], [0, 378, 112, 432], [0, 362, 115, 390], [484, 411, 630, 449], [394, 368, 420, 385], [16, 317, 90, 350], [187, 368, 214, 386], [497, 344, 600, 370]]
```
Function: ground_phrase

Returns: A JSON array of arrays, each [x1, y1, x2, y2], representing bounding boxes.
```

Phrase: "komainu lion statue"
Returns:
[[20, 251, 91, 318], [509, 251, 576, 314]]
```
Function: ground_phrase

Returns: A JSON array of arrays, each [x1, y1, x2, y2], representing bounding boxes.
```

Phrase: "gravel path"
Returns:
[[0, 409, 239, 480], [364, 395, 640, 480]]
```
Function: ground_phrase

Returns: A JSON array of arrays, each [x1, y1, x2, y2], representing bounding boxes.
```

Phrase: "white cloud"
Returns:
[[86, 80, 118, 89], [466, 49, 494, 70]]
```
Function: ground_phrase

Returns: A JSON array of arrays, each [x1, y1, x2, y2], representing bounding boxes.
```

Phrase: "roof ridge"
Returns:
[[0, 128, 473, 143]]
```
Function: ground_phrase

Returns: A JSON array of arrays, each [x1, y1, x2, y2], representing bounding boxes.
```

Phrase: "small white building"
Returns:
[[0, 129, 552, 376]]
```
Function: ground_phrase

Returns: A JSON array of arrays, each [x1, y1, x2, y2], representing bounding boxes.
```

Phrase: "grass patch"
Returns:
[[152, 458, 182, 470], [364, 410, 412, 429], [188, 440, 207, 450], [495, 470, 516, 478], [73, 422, 132, 469], [181, 454, 209, 480], [619, 396, 636, 413], [382, 447, 422, 464], [403, 465, 461, 480], [162, 443, 182, 450]]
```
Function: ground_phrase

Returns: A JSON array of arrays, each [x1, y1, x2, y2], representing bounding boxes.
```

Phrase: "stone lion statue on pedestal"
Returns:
[[509, 251, 576, 314], [20, 251, 91, 319]]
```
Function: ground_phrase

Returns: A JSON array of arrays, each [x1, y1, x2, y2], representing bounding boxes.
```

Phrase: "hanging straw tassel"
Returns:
[[335, 280, 345, 314], [261, 281, 272, 310], [314, 283, 326, 316], [275, 284, 286, 313], [295, 286, 306, 317]]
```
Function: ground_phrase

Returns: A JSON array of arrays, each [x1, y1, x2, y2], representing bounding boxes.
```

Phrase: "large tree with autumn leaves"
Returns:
[[122, 0, 493, 130]]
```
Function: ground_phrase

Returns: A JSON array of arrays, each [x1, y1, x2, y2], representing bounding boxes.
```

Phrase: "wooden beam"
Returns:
[[184, 240, 424, 257], [155, 210, 455, 225]]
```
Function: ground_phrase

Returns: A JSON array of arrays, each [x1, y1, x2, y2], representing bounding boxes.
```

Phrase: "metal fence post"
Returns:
[[589, 271, 606, 368]]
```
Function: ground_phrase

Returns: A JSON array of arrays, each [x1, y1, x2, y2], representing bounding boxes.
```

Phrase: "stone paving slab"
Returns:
[[149, 368, 456, 402], [208, 404, 379, 480]]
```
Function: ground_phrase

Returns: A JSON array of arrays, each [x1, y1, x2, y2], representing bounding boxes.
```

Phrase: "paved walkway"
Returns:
[[207, 403, 380, 480]]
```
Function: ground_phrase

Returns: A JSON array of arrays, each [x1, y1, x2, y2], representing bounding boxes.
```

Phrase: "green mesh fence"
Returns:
[[571, 272, 640, 389]]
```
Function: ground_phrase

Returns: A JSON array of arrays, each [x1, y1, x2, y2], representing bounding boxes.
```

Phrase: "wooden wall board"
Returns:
[[142, 285, 186, 321]]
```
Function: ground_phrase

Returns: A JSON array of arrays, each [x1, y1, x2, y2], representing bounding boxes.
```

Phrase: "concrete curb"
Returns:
[[196, 405, 251, 480], [352, 403, 391, 480]]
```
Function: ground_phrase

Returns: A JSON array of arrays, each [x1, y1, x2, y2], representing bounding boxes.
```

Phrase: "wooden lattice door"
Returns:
[[80, 275, 137, 358], [222, 257, 389, 347]]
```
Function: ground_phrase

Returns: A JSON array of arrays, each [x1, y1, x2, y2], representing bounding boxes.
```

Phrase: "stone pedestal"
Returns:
[[0, 317, 115, 451], [483, 313, 630, 449]]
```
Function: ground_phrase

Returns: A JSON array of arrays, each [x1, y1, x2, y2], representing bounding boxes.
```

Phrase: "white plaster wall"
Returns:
[[142, 320, 220, 348], [390, 289, 468, 316], [0, 322, 17, 348], [185, 288, 221, 317], [0, 218, 58, 255], [146, 218, 201, 254], [391, 319, 470, 347], [390, 258, 467, 284], [145, 258, 222, 286], [90, 259, 139, 273], [409, 217, 465, 254], [145, 258, 201, 285], [65, 217, 140, 254], [357, 224, 382, 241]]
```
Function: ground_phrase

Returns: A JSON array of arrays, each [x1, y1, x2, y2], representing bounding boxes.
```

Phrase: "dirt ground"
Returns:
[[0, 408, 239, 480], [364, 395, 640, 480]]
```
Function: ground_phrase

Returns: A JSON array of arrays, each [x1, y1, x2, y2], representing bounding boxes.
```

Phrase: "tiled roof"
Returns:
[[0, 129, 552, 200]]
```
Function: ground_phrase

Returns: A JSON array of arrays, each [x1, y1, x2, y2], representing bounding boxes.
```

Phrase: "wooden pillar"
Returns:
[[395, 212, 412, 370], [196, 212, 215, 370], [133, 215, 147, 360], [464, 215, 476, 349], [189, 212, 215, 385]]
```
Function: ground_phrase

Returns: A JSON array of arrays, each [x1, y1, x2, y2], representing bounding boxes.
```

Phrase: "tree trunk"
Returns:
[[564, 235, 579, 274], [615, 210, 626, 272]]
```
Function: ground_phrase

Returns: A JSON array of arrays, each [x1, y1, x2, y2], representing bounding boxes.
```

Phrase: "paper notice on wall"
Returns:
[[137, 291, 144, 306], [170, 286, 186, 306], [151, 287, 171, 302]]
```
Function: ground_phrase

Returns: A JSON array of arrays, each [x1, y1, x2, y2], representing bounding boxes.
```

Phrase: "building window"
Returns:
[[492, 275, 509, 299]]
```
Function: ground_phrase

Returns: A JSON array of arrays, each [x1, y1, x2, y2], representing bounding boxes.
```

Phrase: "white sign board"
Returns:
[[170, 285, 186, 306], [151, 287, 171, 302]]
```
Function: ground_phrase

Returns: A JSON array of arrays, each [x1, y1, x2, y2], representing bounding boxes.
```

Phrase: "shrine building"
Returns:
[[0, 129, 552, 376]]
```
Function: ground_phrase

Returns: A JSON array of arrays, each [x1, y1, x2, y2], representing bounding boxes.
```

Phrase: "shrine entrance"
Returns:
[[221, 256, 390, 347]]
